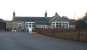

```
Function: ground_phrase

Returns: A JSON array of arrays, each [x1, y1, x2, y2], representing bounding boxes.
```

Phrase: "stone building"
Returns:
[[0, 19, 6, 31], [6, 11, 75, 32]]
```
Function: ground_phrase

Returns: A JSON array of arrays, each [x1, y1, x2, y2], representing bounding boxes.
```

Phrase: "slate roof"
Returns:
[[61, 17, 70, 21], [13, 16, 51, 25], [69, 19, 76, 25], [0, 19, 5, 23], [13, 16, 72, 25], [49, 16, 70, 22]]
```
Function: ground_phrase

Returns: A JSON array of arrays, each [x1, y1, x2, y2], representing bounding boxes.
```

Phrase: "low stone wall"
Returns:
[[80, 31, 87, 42], [55, 32, 80, 40], [35, 28, 87, 42]]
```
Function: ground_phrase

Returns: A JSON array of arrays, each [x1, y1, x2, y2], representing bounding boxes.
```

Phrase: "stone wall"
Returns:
[[35, 28, 87, 42]]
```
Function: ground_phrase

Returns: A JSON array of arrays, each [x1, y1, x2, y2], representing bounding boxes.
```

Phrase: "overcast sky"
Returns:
[[0, 0, 87, 20]]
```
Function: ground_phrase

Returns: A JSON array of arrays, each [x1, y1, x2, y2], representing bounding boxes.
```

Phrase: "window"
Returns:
[[25, 22, 34, 28], [18, 23, 22, 27], [26, 24, 28, 27], [63, 23, 68, 29], [56, 23, 61, 28], [29, 25, 31, 27], [18, 23, 22, 29]]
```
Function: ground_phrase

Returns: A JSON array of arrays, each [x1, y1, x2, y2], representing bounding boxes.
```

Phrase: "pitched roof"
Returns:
[[49, 16, 70, 22], [0, 19, 3, 21], [12, 16, 74, 25], [69, 19, 76, 25], [0, 19, 6, 23], [61, 16, 70, 21], [13, 16, 51, 25]]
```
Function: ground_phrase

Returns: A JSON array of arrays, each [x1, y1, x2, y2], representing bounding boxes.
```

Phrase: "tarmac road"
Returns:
[[0, 32, 87, 50]]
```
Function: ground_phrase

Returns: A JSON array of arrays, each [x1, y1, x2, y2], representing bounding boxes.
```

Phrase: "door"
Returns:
[[25, 22, 32, 33], [28, 27, 32, 34]]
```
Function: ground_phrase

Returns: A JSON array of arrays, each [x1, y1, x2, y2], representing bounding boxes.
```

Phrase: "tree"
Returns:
[[75, 20, 87, 30]]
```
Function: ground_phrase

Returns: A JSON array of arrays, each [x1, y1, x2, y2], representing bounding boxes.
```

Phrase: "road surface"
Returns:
[[0, 32, 87, 50]]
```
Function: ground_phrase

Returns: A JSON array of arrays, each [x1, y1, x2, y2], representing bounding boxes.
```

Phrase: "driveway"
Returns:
[[0, 32, 86, 50]]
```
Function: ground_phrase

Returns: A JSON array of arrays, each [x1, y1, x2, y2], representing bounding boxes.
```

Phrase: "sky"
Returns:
[[0, 0, 87, 20]]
